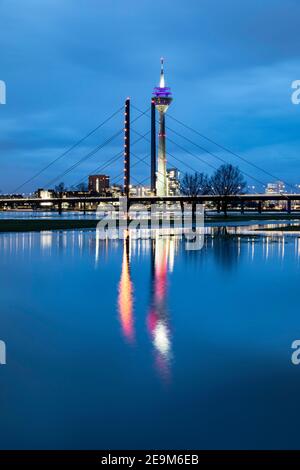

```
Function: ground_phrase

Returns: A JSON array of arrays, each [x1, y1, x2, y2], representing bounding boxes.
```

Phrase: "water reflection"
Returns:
[[212, 235, 242, 270], [183, 228, 243, 271], [118, 234, 135, 343], [40, 231, 53, 251], [1, 226, 300, 382], [1, 226, 300, 448], [147, 236, 172, 380], [116, 232, 173, 379]]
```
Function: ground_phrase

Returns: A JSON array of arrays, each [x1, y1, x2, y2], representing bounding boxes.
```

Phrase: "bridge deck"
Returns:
[[0, 194, 300, 204]]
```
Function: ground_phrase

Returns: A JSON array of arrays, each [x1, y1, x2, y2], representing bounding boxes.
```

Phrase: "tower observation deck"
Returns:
[[152, 58, 173, 197]]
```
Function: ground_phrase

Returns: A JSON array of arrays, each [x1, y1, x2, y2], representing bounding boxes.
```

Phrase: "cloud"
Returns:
[[0, 0, 300, 192]]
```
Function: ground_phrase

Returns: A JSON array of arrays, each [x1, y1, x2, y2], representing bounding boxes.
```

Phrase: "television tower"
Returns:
[[152, 58, 173, 197]]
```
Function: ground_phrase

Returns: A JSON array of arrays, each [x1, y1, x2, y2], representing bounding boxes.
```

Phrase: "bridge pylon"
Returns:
[[123, 98, 130, 198]]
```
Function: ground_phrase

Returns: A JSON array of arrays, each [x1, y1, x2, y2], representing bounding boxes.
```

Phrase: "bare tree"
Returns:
[[180, 172, 210, 196], [210, 164, 246, 215], [210, 164, 246, 195]]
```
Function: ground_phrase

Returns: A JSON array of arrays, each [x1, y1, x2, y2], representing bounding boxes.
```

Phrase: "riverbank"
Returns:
[[0, 213, 300, 232], [255, 225, 300, 232], [0, 219, 99, 232], [207, 214, 300, 223]]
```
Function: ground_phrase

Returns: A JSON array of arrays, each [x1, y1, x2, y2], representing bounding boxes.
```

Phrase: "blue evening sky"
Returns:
[[0, 0, 300, 193]]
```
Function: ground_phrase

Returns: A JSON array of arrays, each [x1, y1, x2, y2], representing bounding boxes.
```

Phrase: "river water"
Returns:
[[0, 227, 300, 449]]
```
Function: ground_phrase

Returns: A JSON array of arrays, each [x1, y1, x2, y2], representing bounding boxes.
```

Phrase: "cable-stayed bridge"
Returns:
[[10, 99, 296, 196], [3, 89, 300, 214]]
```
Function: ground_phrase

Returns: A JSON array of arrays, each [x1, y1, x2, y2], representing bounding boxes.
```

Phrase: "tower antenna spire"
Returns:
[[160, 57, 165, 88]]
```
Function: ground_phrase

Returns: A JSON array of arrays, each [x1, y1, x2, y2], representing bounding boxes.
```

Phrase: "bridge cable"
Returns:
[[12, 106, 123, 194], [131, 105, 269, 189], [166, 132, 268, 188], [131, 129, 216, 175], [110, 152, 150, 186], [168, 113, 295, 191], [72, 130, 151, 189], [44, 130, 123, 188], [45, 107, 151, 189]]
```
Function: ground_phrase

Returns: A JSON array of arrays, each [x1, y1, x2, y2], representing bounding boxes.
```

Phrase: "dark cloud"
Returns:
[[0, 0, 300, 192]]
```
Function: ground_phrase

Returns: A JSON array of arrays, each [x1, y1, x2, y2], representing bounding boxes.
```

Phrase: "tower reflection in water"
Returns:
[[147, 236, 173, 380], [117, 230, 173, 380]]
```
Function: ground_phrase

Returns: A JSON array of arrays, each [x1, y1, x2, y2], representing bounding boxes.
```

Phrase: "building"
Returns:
[[34, 188, 55, 208], [88, 175, 109, 194], [35, 189, 55, 199], [167, 168, 180, 196], [265, 181, 286, 210], [130, 185, 152, 197], [265, 181, 286, 194], [152, 58, 173, 197], [108, 184, 122, 197]]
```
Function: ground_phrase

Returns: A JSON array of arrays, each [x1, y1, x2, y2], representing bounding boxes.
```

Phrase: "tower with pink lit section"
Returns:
[[152, 58, 173, 197]]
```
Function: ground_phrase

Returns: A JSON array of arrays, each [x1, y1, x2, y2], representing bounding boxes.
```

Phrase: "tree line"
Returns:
[[180, 163, 247, 197], [54, 163, 247, 199]]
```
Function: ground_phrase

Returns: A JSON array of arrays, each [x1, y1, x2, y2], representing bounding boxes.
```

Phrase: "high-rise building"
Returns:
[[109, 184, 122, 197], [152, 58, 172, 197], [265, 181, 285, 194], [130, 185, 152, 197], [36, 188, 54, 199], [167, 168, 180, 196], [88, 174, 110, 193]]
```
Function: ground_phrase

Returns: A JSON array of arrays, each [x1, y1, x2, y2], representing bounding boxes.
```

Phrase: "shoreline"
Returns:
[[254, 225, 300, 232], [0, 214, 299, 233]]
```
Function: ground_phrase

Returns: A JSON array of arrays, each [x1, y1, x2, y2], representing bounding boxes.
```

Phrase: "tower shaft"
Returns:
[[151, 101, 156, 194], [156, 110, 168, 197]]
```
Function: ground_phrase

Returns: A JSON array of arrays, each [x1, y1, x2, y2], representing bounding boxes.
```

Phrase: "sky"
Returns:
[[0, 0, 300, 193]]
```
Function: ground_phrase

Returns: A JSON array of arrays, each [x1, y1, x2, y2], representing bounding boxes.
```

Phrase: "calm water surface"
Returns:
[[0, 228, 300, 449]]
